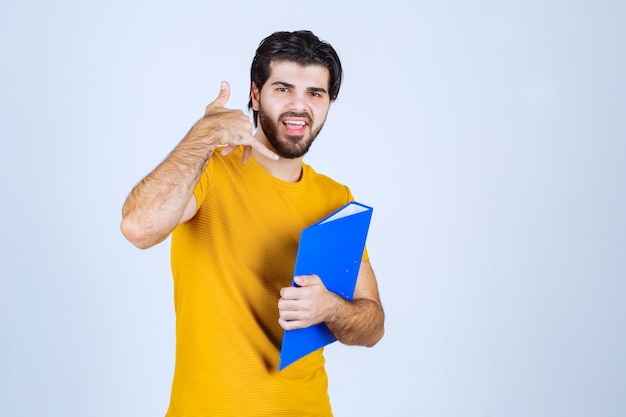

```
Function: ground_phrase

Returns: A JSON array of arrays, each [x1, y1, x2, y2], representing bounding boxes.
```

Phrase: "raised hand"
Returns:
[[194, 81, 278, 163]]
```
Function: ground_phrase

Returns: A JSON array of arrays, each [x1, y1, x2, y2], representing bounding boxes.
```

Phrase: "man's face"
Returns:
[[251, 61, 332, 158]]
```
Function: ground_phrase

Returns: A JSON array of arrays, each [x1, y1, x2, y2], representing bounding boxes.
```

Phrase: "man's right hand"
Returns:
[[194, 81, 279, 163], [121, 81, 278, 249]]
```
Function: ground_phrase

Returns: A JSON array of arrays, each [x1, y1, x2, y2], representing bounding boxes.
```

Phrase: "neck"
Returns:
[[252, 134, 304, 182]]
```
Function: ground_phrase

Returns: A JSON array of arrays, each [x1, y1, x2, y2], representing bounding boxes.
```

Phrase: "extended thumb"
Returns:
[[208, 81, 230, 109]]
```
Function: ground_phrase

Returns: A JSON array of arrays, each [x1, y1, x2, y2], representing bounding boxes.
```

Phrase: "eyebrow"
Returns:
[[271, 81, 328, 94], [307, 86, 328, 94]]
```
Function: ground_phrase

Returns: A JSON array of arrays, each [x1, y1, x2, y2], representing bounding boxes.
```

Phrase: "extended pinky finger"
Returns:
[[252, 140, 279, 161]]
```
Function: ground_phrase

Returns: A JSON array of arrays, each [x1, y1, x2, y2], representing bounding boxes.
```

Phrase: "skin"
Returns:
[[120, 81, 278, 249], [120, 61, 384, 348]]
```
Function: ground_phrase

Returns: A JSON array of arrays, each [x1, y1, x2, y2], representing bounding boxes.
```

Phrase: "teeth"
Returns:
[[284, 120, 305, 126]]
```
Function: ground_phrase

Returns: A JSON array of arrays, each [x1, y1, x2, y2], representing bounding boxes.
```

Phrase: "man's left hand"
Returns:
[[278, 275, 338, 330]]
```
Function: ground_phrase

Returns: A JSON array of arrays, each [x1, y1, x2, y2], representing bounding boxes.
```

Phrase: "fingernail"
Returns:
[[221, 81, 227, 90]]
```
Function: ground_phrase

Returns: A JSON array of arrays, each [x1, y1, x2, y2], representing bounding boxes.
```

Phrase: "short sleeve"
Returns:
[[345, 187, 371, 262], [192, 158, 215, 210]]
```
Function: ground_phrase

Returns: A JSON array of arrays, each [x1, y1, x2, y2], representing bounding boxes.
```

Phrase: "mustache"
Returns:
[[279, 112, 312, 124]]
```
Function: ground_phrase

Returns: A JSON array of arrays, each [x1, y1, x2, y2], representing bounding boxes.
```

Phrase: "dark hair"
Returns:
[[248, 30, 343, 127]]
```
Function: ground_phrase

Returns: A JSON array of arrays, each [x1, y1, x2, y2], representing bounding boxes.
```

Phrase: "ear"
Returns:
[[250, 82, 260, 111]]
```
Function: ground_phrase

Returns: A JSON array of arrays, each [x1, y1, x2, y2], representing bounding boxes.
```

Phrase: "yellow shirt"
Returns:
[[167, 147, 357, 417]]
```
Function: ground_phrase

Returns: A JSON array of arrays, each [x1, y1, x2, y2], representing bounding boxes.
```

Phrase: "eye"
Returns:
[[309, 91, 321, 97], [277, 86, 289, 92]]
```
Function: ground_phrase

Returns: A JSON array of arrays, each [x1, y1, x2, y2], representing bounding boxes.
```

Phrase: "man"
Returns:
[[121, 30, 384, 416]]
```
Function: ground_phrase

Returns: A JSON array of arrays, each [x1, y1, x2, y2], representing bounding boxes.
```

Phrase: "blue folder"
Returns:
[[278, 201, 373, 370]]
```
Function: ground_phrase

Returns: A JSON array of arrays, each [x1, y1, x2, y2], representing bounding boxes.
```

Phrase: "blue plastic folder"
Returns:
[[278, 201, 373, 371]]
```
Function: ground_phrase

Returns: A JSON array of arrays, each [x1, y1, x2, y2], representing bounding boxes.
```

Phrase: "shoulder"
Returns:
[[303, 163, 354, 203], [304, 162, 345, 187]]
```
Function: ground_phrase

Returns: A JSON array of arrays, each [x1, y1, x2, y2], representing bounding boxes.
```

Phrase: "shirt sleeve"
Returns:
[[345, 186, 370, 262], [192, 157, 215, 211]]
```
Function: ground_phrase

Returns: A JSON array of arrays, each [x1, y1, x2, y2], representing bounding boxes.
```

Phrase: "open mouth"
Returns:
[[282, 119, 309, 135]]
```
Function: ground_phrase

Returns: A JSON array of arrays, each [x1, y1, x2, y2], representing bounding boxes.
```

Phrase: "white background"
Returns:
[[1, 1, 625, 416]]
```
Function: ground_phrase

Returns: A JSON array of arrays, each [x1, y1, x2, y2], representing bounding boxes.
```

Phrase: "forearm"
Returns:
[[325, 295, 385, 347], [120, 129, 218, 249], [121, 82, 277, 249], [279, 263, 385, 347]]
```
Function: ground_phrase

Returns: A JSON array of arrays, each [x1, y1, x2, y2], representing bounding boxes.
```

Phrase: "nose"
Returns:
[[287, 92, 309, 113]]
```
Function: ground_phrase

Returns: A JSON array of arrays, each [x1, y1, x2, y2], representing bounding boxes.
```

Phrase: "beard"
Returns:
[[258, 104, 326, 159]]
